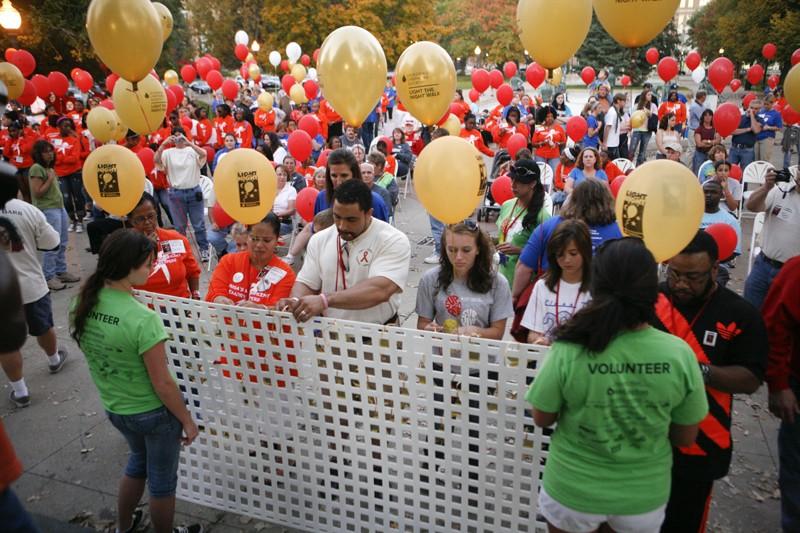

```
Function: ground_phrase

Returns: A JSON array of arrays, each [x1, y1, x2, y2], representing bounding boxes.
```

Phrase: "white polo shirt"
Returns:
[[160, 146, 202, 190], [297, 218, 410, 324], [762, 185, 800, 263]]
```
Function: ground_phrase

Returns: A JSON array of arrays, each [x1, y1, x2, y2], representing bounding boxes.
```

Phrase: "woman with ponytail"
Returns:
[[525, 238, 709, 533], [70, 229, 201, 533]]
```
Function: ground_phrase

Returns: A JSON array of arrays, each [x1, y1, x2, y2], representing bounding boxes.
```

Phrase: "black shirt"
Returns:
[[653, 283, 768, 480]]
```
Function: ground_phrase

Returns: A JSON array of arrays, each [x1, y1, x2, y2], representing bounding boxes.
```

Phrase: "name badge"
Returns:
[[161, 239, 186, 255]]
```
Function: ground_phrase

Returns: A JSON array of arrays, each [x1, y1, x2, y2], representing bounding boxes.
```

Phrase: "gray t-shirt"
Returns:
[[415, 266, 514, 329]]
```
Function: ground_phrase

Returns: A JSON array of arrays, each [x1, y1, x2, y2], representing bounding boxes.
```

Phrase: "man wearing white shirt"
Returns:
[[279, 179, 410, 324], [602, 94, 625, 160]]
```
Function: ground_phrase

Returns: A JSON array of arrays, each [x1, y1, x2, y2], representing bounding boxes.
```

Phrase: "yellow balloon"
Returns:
[[245, 52, 255, 63], [395, 41, 457, 126], [318, 26, 387, 127], [151, 2, 173, 42], [630, 110, 647, 129], [615, 160, 704, 263], [86, 0, 163, 83], [594, 0, 680, 48], [291, 63, 307, 83], [0, 62, 24, 99], [785, 63, 800, 113], [87, 106, 121, 143], [82, 144, 146, 216], [517, 0, 592, 70], [289, 84, 307, 104], [213, 148, 277, 224], [442, 114, 461, 136], [111, 113, 128, 142], [248, 63, 261, 80], [414, 136, 486, 224], [164, 69, 179, 86], [113, 75, 168, 135], [257, 92, 274, 111], [546, 67, 563, 87]]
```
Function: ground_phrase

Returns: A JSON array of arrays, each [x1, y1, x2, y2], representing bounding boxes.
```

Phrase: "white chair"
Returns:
[[739, 161, 774, 219], [612, 158, 634, 174], [747, 211, 765, 275], [199, 175, 215, 209], [537, 162, 554, 193], [790, 165, 798, 180], [697, 160, 713, 182]]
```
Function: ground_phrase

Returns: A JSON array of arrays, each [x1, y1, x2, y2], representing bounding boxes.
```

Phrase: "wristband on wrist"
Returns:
[[191, 290, 201, 299], [320, 293, 329, 309]]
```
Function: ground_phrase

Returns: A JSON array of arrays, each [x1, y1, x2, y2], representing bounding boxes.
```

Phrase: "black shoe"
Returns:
[[173, 525, 203, 533], [121, 508, 144, 533], [9, 390, 30, 408]]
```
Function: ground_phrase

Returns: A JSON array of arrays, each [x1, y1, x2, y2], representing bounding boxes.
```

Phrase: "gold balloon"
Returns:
[[86, 0, 163, 83], [289, 84, 307, 104], [86, 106, 122, 143], [0, 62, 24, 99], [213, 148, 277, 224], [630, 110, 647, 129], [248, 63, 261, 80], [546, 67, 563, 87], [615, 160, 704, 262], [113, 75, 168, 135], [257, 91, 274, 111], [785, 64, 800, 112], [111, 113, 128, 141], [442, 114, 461, 136], [395, 41, 457, 126], [414, 136, 486, 224], [82, 144, 146, 216], [163, 69, 179, 86], [291, 63, 307, 83], [517, 0, 592, 70], [151, 2, 173, 42], [318, 26, 387, 127], [594, 0, 680, 48]]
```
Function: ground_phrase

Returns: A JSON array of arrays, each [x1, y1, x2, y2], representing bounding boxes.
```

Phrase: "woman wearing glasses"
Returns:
[[127, 193, 201, 299]]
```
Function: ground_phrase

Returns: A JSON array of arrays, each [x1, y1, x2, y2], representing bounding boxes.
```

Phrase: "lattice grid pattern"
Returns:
[[136, 291, 551, 532]]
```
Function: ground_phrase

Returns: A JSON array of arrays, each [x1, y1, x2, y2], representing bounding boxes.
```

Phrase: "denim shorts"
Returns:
[[107, 406, 183, 498], [24, 293, 54, 337]]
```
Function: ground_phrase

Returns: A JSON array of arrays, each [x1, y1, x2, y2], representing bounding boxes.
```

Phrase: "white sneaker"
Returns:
[[75, 223, 83, 233], [67, 222, 75, 232], [424, 253, 440, 264]]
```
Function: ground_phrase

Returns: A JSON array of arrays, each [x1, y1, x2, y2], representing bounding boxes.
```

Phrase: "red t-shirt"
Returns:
[[213, 116, 235, 149], [195, 118, 213, 146], [604, 161, 625, 180], [206, 251, 295, 306], [532, 124, 566, 160], [134, 228, 200, 297], [0, 421, 22, 492], [3, 133, 35, 169], [254, 109, 276, 134], [52, 134, 83, 177], [232, 120, 254, 148], [460, 129, 495, 157]]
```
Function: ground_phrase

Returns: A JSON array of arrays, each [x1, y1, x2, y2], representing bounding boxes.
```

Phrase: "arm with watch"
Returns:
[[698, 362, 761, 394]]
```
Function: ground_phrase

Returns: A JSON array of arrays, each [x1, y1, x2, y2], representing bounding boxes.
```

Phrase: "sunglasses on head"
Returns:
[[448, 219, 479, 232]]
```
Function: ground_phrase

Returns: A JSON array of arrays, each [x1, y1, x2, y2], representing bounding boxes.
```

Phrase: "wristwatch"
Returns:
[[699, 363, 711, 384]]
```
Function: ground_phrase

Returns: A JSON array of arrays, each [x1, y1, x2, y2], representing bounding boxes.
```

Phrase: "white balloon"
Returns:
[[307, 67, 317, 81], [286, 42, 301, 63], [234, 30, 249, 46], [268, 50, 281, 68], [691, 66, 706, 84]]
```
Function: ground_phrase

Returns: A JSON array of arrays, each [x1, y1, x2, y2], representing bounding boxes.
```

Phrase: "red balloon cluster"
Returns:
[[105, 73, 119, 93], [729, 79, 742, 92], [298, 114, 319, 138], [742, 92, 756, 110], [657, 57, 678, 82], [212, 202, 236, 228], [31, 74, 51, 100], [609, 175, 626, 199], [489, 69, 503, 89], [234, 44, 249, 62], [303, 79, 318, 100], [296, 187, 319, 222], [69, 69, 94, 92], [645, 47, 659, 65], [708, 57, 734, 93], [301, 54, 311, 67], [281, 74, 295, 93], [566, 116, 588, 142], [580, 66, 595, 86], [793, 49, 800, 66], [221, 79, 239, 100], [280, 60, 289, 72], [747, 64, 764, 85], [713, 102, 740, 138], [783, 104, 800, 126], [196, 57, 213, 79], [48, 72, 69, 97], [491, 176, 513, 205], [206, 70, 223, 91], [496, 83, 513, 106], [503, 61, 517, 79], [9, 49, 35, 77], [17, 80, 36, 106], [180, 64, 197, 83], [685, 50, 701, 71], [472, 69, 490, 93], [525, 63, 546, 89], [767, 74, 780, 90], [468, 88, 480, 103], [168, 84, 184, 106], [507, 133, 527, 159], [137, 148, 156, 176], [705, 223, 737, 260], [287, 130, 312, 162], [762, 43, 777, 61]]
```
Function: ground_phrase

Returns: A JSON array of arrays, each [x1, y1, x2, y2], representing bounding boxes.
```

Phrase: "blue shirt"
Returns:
[[385, 87, 397, 107], [731, 114, 757, 147], [583, 116, 599, 148], [519, 216, 622, 271], [567, 168, 608, 185], [688, 102, 706, 130], [756, 109, 782, 140], [314, 190, 390, 223]]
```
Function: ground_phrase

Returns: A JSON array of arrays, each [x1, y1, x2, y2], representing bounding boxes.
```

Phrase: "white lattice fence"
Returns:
[[136, 291, 551, 533]]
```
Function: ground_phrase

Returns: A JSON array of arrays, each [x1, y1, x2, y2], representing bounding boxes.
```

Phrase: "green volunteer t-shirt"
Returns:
[[28, 163, 64, 210], [75, 288, 169, 415], [526, 326, 708, 515]]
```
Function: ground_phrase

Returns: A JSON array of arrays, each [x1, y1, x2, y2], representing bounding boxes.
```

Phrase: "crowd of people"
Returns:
[[0, 66, 798, 533]]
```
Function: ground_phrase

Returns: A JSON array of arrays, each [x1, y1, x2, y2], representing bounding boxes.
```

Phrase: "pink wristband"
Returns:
[[320, 293, 328, 309]]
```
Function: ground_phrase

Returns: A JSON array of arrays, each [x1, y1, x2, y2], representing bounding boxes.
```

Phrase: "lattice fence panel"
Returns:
[[136, 291, 551, 533]]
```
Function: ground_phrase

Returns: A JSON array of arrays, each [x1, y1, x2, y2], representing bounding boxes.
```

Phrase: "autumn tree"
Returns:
[[438, 0, 524, 66]]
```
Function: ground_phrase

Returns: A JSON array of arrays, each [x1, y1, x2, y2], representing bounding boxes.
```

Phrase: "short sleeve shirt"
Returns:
[[160, 146, 202, 189], [28, 163, 63, 210], [520, 279, 592, 340], [761, 186, 800, 263], [603, 106, 621, 148]]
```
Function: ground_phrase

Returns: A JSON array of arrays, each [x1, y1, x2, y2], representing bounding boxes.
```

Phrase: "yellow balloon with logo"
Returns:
[[396, 41, 457, 126], [517, 0, 592, 70], [151, 2, 173, 41], [291, 63, 307, 83], [83, 144, 146, 216], [614, 160, 704, 262], [785, 63, 800, 112], [257, 92, 274, 111], [289, 84, 307, 104], [163, 69, 179, 86], [87, 106, 121, 143], [630, 110, 647, 129], [594, 0, 680, 48], [318, 26, 387, 126], [86, 0, 163, 82], [0, 62, 24, 99], [213, 148, 277, 224], [414, 136, 486, 223], [113, 75, 168, 135]]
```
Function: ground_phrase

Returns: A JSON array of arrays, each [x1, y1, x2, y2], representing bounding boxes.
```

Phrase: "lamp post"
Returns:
[[251, 40, 260, 53], [474, 46, 481, 69], [0, 0, 21, 30], [719, 48, 725, 56]]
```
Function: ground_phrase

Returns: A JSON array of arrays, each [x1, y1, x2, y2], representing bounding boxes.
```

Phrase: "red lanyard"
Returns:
[[243, 262, 270, 302], [336, 236, 348, 291], [500, 200, 526, 242], [555, 280, 584, 326], [669, 291, 713, 332]]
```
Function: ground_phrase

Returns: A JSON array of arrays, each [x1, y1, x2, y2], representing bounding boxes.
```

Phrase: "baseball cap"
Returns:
[[664, 141, 682, 153]]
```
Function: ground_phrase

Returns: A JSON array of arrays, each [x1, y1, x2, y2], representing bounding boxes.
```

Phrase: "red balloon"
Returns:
[[507, 133, 527, 159], [211, 202, 236, 228], [746, 64, 764, 85], [762, 43, 777, 61], [580, 66, 595, 86], [137, 147, 155, 176], [298, 114, 320, 138], [657, 57, 678, 82], [281, 74, 295, 94], [203, 146, 215, 164], [525, 63, 546, 89], [468, 88, 480, 103], [503, 61, 517, 79], [471, 69, 490, 93], [234, 43, 249, 62], [180, 64, 197, 83], [17, 80, 37, 106], [99, 99, 115, 110], [75, 70, 94, 93], [565, 116, 588, 143], [70, 68, 81, 81], [708, 57, 734, 93], [496, 83, 513, 106], [280, 60, 289, 72], [303, 79, 319, 100], [316, 148, 331, 168], [4, 48, 15, 61], [31, 74, 51, 99], [705, 223, 737, 260], [195, 57, 213, 80], [10, 49, 35, 78], [782, 104, 800, 126], [620, 75, 631, 87], [206, 55, 221, 71], [313, 48, 320, 64], [168, 84, 184, 105], [490, 176, 513, 205], [793, 49, 800, 66], [609, 175, 626, 199], [48, 71, 69, 97], [645, 47, 659, 65], [449, 102, 462, 116], [489, 69, 503, 89], [729, 163, 742, 181], [742, 92, 756, 110], [685, 51, 701, 71], [295, 187, 319, 222], [180, 116, 192, 132], [239, 65, 249, 80], [206, 70, 223, 91], [106, 73, 119, 93], [221, 79, 239, 101], [729, 79, 742, 92], [767, 74, 780, 90], [165, 89, 177, 113], [713, 102, 741, 138], [287, 130, 312, 162], [300, 54, 311, 67]]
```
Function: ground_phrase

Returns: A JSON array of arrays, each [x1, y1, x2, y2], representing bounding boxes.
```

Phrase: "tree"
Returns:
[[439, 0, 523, 66]]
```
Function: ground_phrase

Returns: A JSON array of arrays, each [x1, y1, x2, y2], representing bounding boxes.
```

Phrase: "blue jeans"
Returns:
[[692, 150, 709, 175], [629, 131, 651, 166], [780, 378, 800, 532], [743, 252, 782, 310], [429, 215, 444, 255], [58, 172, 85, 223], [153, 188, 173, 226], [0, 488, 39, 532], [41, 207, 68, 280], [167, 186, 208, 251], [729, 145, 755, 170], [107, 406, 183, 498], [535, 156, 559, 174], [207, 225, 230, 255]]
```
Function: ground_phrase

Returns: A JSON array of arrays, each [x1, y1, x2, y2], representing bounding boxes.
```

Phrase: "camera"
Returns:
[[775, 169, 793, 183]]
